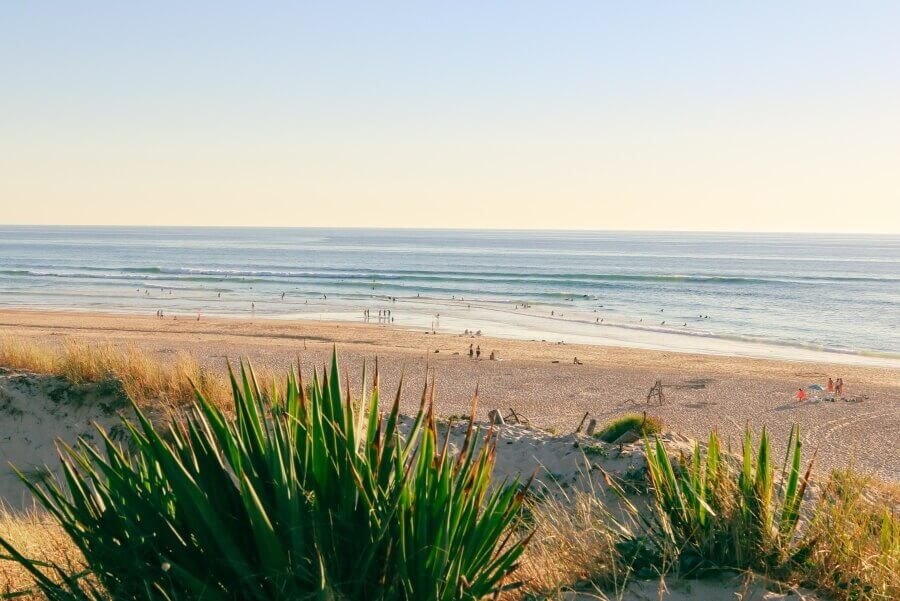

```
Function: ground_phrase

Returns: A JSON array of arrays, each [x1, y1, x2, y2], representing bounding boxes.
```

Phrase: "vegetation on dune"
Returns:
[[637, 426, 899, 600], [803, 470, 900, 600], [642, 425, 814, 575], [0, 345, 897, 600], [0, 337, 227, 409], [0, 351, 530, 600], [594, 412, 664, 443]]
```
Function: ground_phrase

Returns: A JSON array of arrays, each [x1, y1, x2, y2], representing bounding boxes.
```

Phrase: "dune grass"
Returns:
[[640, 426, 899, 600], [0, 337, 228, 409], [512, 488, 637, 599], [642, 425, 814, 576], [803, 470, 900, 600], [0, 509, 82, 598], [594, 412, 664, 443]]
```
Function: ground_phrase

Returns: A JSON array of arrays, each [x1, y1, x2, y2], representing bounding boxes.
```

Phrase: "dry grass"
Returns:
[[0, 507, 82, 599], [511, 490, 634, 599], [802, 470, 900, 600], [0, 338, 57, 375], [0, 337, 229, 410]]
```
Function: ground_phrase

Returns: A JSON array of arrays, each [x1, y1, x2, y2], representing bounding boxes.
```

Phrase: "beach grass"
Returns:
[[642, 425, 814, 575], [514, 489, 635, 598], [0, 337, 228, 409], [594, 412, 664, 443], [0, 508, 82, 598], [803, 469, 900, 600]]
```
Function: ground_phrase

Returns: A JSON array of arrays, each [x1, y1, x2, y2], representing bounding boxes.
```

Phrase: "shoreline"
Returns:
[[1, 307, 898, 386], [4, 301, 899, 369]]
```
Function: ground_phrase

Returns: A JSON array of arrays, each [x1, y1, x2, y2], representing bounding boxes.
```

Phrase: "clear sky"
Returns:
[[2, 2, 899, 232]]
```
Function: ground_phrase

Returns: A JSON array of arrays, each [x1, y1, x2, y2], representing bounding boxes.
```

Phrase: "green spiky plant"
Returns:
[[0, 351, 530, 600], [643, 425, 816, 575]]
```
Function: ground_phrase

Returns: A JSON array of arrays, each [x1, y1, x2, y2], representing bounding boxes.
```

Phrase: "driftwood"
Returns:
[[485, 408, 532, 427], [646, 380, 666, 406], [504, 408, 531, 425], [575, 411, 590, 433]]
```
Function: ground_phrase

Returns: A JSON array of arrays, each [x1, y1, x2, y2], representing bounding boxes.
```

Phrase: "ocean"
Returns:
[[1, 226, 898, 367]]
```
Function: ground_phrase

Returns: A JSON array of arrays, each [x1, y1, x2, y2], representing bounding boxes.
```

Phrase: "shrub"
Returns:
[[594, 413, 664, 443], [0, 351, 530, 600]]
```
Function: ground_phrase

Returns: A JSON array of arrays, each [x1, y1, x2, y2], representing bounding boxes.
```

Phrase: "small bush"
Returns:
[[595, 413, 664, 442]]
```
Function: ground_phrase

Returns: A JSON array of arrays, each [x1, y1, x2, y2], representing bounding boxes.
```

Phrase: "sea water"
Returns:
[[1, 226, 897, 367]]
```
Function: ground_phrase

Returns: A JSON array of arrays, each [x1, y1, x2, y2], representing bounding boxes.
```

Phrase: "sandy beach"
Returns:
[[1, 308, 898, 482]]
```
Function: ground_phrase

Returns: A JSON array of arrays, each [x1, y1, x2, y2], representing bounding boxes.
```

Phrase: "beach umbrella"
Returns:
[[807, 384, 824, 391]]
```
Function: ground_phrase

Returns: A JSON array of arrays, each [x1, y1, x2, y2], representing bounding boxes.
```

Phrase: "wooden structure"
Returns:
[[646, 379, 666, 406]]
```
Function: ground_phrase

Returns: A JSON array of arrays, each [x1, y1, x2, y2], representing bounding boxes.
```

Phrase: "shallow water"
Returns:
[[1, 226, 898, 366]]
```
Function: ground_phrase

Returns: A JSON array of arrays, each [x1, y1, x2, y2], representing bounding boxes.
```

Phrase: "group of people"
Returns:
[[828, 377, 845, 396], [795, 376, 846, 402], [467, 344, 498, 360], [363, 308, 393, 323]]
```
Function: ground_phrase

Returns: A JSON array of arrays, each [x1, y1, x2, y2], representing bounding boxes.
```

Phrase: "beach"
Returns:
[[3, 227, 898, 368], [2, 308, 898, 482]]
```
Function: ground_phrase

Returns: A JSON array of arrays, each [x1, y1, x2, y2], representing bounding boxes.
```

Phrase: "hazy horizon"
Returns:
[[3, 3, 899, 233], [2, 223, 900, 236]]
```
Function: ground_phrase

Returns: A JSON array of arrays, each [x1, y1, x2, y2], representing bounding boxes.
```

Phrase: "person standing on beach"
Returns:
[[796, 388, 807, 402], [476, 345, 481, 359], [468, 344, 474, 358], [827, 377, 834, 393]]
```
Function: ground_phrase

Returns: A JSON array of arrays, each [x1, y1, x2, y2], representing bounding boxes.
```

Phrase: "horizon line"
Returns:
[[2, 223, 898, 236]]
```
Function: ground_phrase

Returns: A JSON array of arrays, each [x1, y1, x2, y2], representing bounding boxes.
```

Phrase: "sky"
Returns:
[[1, 2, 899, 233]]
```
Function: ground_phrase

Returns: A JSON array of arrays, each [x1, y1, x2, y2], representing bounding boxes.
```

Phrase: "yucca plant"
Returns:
[[0, 351, 529, 600], [643, 425, 815, 575]]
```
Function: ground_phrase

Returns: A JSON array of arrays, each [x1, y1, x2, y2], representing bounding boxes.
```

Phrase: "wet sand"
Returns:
[[1, 309, 898, 480]]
